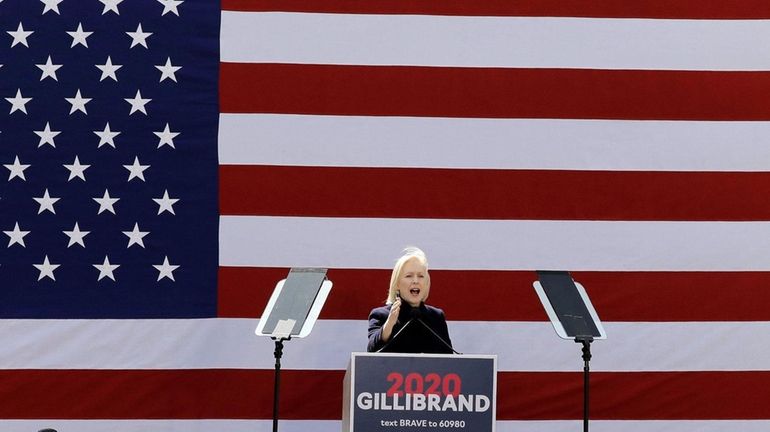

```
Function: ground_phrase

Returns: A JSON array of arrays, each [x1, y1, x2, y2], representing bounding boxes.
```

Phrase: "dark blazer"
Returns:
[[367, 302, 453, 354]]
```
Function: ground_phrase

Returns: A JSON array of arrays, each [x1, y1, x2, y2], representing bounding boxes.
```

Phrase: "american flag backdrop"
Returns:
[[2, 0, 770, 431]]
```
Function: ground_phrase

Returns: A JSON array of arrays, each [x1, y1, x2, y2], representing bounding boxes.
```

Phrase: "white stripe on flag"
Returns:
[[221, 12, 770, 70], [1, 319, 769, 372], [0, 420, 327, 432], [498, 420, 770, 432], [219, 114, 770, 171], [219, 216, 770, 270], [6, 419, 770, 432]]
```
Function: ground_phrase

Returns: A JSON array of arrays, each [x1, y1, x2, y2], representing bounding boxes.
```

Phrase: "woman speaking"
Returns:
[[367, 247, 454, 354]]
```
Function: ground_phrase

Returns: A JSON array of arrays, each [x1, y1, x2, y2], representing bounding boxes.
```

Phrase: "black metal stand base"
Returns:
[[575, 336, 593, 432], [272, 337, 288, 432]]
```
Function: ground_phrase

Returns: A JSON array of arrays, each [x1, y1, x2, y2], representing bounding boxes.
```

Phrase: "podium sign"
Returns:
[[343, 353, 496, 432]]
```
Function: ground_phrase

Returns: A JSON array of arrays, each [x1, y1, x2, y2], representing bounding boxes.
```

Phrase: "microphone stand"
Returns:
[[377, 302, 459, 355], [376, 318, 416, 353], [414, 318, 461, 355]]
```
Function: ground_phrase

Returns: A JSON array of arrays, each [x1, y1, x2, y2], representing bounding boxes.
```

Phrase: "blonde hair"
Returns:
[[385, 247, 430, 304]]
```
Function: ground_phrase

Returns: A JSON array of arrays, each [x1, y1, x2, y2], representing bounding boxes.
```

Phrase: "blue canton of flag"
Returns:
[[0, 0, 219, 318]]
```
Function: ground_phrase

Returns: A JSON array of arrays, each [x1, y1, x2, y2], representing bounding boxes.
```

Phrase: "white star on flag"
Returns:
[[34, 122, 61, 147], [34, 255, 60, 281], [94, 123, 121, 148], [7, 22, 33, 48], [40, 0, 63, 15], [99, 0, 124, 15], [124, 156, 149, 182], [153, 189, 179, 215], [124, 90, 151, 115], [123, 223, 149, 248], [96, 56, 122, 82], [63, 222, 90, 248], [67, 22, 92, 48], [126, 23, 152, 49], [93, 189, 119, 215], [4, 156, 30, 181], [36, 55, 62, 81], [4, 222, 30, 248], [154, 123, 179, 148], [93, 256, 120, 281], [63, 156, 89, 181], [153, 256, 179, 281], [155, 57, 181, 82], [33, 188, 60, 214], [157, 0, 183, 16], [6, 89, 32, 114], [65, 89, 92, 115]]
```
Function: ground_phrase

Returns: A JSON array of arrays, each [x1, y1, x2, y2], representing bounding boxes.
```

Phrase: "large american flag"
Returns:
[[2, 0, 770, 431]]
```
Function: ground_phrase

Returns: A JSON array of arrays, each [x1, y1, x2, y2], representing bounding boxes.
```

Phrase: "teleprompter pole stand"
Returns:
[[256, 268, 333, 432], [575, 336, 593, 432], [534, 271, 605, 432], [272, 337, 289, 432]]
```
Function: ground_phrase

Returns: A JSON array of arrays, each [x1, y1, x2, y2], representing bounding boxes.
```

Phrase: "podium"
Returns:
[[342, 353, 497, 432]]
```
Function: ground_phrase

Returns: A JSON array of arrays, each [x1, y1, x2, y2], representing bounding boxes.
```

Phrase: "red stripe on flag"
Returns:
[[0, 369, 343, 420], [499, 371, 770, 420], [3, 370, 770, 420], [219, 165, 770, 221], [221, 0, 770, 19], [218, 267, 770, 322], [220, 63, 770, 120]]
